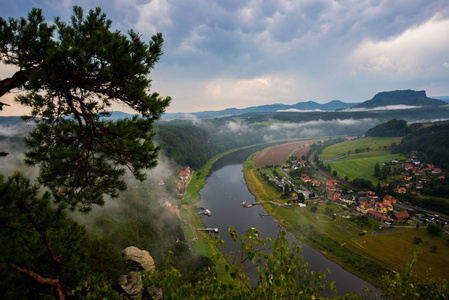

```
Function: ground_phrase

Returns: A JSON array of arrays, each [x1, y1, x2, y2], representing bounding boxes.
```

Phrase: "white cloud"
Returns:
[[350, 16, 449, 77]]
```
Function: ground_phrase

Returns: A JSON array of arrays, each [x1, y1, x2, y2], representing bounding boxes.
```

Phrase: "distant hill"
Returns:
[[433, 96, 449, 103], [352, 90, 446, 109], [162, 100, 359, 120]]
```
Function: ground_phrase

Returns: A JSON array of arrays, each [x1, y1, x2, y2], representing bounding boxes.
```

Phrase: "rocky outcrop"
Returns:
[[119, 246, 161, 300], [118, 272, 143, 300], [122, 246, 155, 271]]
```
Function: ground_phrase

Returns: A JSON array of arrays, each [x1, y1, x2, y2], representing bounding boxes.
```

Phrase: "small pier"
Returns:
[[198, 209, 211, 216], [196, 228, 219, 233]]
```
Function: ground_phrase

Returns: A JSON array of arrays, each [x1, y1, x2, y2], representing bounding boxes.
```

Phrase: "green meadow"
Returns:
[[326, 151, 403, 185], [320, 136, 402, 160]]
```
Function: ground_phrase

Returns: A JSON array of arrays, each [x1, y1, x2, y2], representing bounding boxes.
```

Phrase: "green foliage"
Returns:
[[351, 178, 373, 189], [392, 123, 449, 170], [365, 119, 410, 137], [1, 6, 170, 212], [146, 227, 336, 299], [374, 162, 380, 177], [0, 172, 124, 299], [427, 223, 442, 237]]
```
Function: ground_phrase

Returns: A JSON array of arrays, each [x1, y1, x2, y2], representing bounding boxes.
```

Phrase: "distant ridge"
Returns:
[[352, 90, 446, 109], [162, 100, 359, 119], [433, 96, 449, 103]]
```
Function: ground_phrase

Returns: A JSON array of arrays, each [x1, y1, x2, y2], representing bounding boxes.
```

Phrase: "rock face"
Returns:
[[122, 246, 155, 271], [118, 272, 143, 300], [119, 246, 161, 300]]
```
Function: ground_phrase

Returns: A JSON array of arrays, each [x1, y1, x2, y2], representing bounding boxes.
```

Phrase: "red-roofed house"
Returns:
[[179, 167, 190, 181], [327, 192, 340, 202], [367, 210, 386, 222], [432, 168, 442, 174], [311, 180, 321, 187], [374, 201, 393, 214], [383, 195, 397, 204], [403, 163, 413, 170], [327, 180, 338, 189], [395, 187, 407, 194], [393, 211, 410, 223]]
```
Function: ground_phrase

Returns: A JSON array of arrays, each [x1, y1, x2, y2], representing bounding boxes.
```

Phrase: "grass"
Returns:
[[320, 137, 402, 160], [326, 151, 404, 185], [244, 154, 280, 202], [243, 151, 449, 284], [347, 228, 449, 280]]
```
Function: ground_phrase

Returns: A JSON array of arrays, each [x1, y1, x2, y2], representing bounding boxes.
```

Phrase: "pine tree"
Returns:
[[0, 6, 170, 212]]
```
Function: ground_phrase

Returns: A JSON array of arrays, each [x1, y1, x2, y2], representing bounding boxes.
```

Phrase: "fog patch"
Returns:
[[299, 127, 323, 137], [342, 105, 421, 112], [0, 123, 34, 136], [409, 118, 449, 124], [182, 113, 204, 126], [276, 109, 324, 113], [224, 120, 250, 133]]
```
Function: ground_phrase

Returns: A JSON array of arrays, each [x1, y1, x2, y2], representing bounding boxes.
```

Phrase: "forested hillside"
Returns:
[[155, 123, 264, 169], [392, 123, 449, 170], [365, 119, 411, 137]]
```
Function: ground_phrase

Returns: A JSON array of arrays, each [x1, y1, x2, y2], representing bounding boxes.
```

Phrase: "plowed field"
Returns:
[[254, 139, 326, 167]]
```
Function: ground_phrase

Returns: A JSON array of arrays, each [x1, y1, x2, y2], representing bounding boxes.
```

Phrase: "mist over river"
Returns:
[[199, 146, 380, 297]]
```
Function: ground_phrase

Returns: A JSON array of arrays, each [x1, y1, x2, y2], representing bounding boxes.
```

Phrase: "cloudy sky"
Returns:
[[1, 0, 449, 115]]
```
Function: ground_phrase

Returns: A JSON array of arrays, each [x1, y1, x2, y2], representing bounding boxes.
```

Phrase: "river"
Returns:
[[198, 147, 380, 297]]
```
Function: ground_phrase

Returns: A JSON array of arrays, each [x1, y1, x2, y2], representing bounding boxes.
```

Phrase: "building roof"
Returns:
[[394, 210, 410, 220], [367, 210, 385, 219]]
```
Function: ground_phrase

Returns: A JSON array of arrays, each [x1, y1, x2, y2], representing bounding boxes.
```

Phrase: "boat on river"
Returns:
[[241, 201, 252, 208]]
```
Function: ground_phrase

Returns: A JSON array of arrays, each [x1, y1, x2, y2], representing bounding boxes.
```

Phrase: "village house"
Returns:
[[178, 167, 190, 181], [414, 169, 426, 177], [327, 192, 340, 202], [339, 195, 356, 206], [326, 179, 338, 190], [358, 191, 378, 201], [367, 210, 386, 222], [432, 168, 442, 174], [403, 163, 413, 170], [358, 201, 372, 213], [403, 176, 412, 182], [393, 210, 411, 223], [374, 201, 393, 214], [311, 180, 321, 187], [383, 195, 397, 204], [395, 187, 407, 194], [301, 176, 311, 183]]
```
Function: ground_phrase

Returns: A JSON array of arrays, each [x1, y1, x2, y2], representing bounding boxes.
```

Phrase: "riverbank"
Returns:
[[242, 146, 449, 286], [242, 151, 384, 287], [180, 139, 303, 256]]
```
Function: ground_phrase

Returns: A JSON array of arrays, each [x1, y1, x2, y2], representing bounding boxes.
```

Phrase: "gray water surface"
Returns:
[[198, 150, 380, 297]]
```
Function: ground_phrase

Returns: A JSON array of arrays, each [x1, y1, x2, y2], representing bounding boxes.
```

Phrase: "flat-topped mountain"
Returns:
[[352, 90, 446, 109]]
